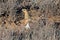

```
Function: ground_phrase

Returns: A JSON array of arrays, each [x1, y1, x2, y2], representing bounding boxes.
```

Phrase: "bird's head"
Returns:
[[22, 9, 27, 14]]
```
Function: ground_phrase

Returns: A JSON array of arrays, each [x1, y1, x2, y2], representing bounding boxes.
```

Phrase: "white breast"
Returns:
[[25, 23, 30, 29]]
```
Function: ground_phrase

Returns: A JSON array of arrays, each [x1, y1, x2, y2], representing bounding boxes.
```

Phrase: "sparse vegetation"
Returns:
[[0, 0, 60, 40]]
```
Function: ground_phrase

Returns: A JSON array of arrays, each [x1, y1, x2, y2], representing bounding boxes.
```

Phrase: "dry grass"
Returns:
[[0, 0, 60, 40]]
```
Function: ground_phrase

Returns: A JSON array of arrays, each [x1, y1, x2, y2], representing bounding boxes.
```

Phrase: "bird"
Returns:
[[22, 9, 30, 30]]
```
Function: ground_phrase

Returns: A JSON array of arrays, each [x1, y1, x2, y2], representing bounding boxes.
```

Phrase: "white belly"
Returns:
[[25, 23, 30, 29]]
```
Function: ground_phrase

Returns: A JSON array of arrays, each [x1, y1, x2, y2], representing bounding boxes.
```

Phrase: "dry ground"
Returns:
[[0, 0, 60, 40]]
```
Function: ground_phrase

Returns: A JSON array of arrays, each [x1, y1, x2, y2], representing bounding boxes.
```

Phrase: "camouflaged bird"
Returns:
[[22, 9, 30, 30]]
